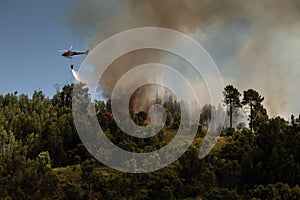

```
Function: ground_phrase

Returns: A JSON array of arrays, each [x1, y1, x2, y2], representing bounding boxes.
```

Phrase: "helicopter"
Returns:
[[58, 45, 89, 58]]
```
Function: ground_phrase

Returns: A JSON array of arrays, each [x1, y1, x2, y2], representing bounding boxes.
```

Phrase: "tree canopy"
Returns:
[[0, 84, 299, 199]]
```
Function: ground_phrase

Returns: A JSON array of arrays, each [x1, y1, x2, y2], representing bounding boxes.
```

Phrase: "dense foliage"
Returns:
[[0, 84, 300, 199]]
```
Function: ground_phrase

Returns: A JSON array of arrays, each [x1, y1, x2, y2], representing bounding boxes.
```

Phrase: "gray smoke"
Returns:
[[63, 0, 300, 117]]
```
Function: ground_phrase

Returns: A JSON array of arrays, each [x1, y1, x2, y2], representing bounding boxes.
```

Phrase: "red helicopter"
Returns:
[[58, 45, 89, 58]]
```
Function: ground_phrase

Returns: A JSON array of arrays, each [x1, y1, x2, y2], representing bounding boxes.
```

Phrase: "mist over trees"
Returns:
[[0, 84, 300, 199]]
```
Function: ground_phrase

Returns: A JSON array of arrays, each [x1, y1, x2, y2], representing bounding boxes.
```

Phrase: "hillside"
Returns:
[[0, 84, 300, 199]]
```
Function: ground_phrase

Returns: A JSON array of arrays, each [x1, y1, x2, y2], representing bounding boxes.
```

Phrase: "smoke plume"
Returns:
[[64, 0, 300, 118]]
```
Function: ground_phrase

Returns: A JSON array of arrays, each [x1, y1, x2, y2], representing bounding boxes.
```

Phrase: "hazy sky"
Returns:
[[0, 0, 86, 97]]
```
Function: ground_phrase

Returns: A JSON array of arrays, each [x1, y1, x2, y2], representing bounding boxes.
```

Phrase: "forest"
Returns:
[[0, 84, 300, 199]]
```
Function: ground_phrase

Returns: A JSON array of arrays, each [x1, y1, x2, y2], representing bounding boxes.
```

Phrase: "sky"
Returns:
[[0, 0, 86, 97], [0, 0, 299, 119]]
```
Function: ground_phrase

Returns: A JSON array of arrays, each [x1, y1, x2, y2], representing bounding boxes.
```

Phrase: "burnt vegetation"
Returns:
[[0, 84, 300, 199]]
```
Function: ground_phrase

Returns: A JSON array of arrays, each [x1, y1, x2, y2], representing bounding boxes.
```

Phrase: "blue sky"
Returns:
[[0, 0, 87, 97]]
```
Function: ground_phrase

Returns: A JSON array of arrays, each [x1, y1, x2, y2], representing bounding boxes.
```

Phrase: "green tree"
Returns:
[[242, 89, 265, 131], [223, 85, 242, 129]]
